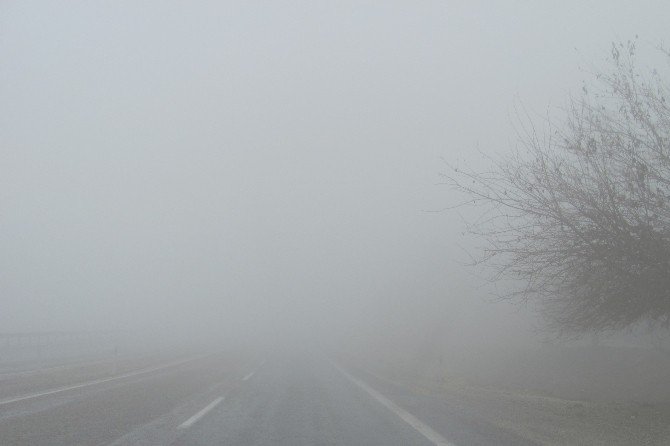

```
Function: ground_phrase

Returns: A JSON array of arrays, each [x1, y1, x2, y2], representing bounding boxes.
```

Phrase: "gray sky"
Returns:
[[2, 1, 669, 345]]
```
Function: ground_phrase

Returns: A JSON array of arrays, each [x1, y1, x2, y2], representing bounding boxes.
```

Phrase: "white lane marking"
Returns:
[[331, 361, 456, 446], [242, 360, 265, 381], [0, 355, 204, 407], [178, 397, 224, 429]]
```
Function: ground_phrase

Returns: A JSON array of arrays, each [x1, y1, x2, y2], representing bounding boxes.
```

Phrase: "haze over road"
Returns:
[[0, 350, 537, 446], [3, 2, 670, 445]]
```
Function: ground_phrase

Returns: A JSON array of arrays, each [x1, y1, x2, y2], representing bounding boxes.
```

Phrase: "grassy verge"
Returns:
[[350, 355, 670, 446]]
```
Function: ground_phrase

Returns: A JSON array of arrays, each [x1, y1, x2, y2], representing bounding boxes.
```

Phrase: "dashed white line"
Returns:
[[177, 359, 265, 431], [0, 355, 204, 407], [331, 360, 456, 446], [178, 396, 224, 429], [242, 360, 265, 381]]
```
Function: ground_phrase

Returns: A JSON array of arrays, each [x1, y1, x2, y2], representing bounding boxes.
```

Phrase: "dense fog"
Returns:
[[2, 0, 669, 360]]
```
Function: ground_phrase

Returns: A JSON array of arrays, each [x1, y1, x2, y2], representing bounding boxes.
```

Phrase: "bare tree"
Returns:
[[447, 40, 670, 334]]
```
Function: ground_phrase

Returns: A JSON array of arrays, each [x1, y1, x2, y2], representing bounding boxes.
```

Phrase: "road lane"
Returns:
[[0, 351, 543, 445], [178, 396, 225, 429], [0, 354, 180, 402], [342, 360, 540, 446], [0, 355, 205, 406], [175, 353, 541, 446], [0, 353, 251, 446], [331, 359, 455, 446], [175, 354, 437, 446]]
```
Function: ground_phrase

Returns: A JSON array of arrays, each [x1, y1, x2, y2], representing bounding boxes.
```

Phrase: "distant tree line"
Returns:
[[447, 40, 670, 334]]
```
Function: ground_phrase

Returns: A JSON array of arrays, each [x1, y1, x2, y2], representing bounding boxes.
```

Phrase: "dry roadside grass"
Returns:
[[434, 382, 670, 446], [351, 351, 670, 446]]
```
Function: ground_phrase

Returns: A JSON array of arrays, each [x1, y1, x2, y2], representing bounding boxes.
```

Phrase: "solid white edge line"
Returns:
[[330, 360, 456, 446], [0, 355, 205, 406], [178, 397, 224, 429]]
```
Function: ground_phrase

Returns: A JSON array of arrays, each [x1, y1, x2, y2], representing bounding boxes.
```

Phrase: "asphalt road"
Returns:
[[0, 353, 252, 446], [175, 352, 537, 446], [0, 351, 539, 446]]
